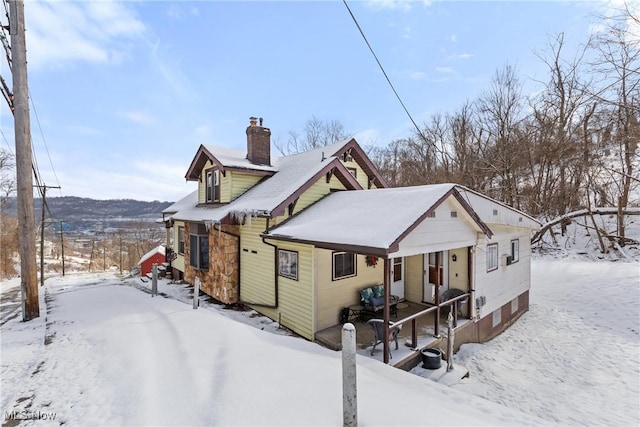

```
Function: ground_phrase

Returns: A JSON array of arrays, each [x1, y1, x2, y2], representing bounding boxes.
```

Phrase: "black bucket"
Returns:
[[420, 347, 442, 370]]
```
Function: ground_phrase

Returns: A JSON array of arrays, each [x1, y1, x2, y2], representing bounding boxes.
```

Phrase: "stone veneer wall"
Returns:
[[184, 223, 240, 304]]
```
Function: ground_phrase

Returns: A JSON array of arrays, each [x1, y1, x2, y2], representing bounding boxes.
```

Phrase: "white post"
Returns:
[[342, 323, 357, 427], [151, 263, 158, 297], [447, 311, 454, 372], [193, 277, 200, 309]]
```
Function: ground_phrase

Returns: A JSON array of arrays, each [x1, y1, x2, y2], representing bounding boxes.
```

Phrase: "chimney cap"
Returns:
[[249, 116, 258, 126]]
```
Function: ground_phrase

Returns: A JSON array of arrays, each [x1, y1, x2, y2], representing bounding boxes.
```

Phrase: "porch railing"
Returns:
[[390, 292, 470, 351]]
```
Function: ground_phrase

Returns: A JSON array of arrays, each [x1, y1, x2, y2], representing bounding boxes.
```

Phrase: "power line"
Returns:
[[29, 89, 61, 191], [342, 0, 424, 137]]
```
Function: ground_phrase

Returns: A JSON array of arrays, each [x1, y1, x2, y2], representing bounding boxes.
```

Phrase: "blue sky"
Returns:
[[0, 0, 633, 202]]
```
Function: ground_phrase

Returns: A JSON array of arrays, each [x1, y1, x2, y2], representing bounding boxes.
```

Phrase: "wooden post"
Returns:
[[39, 186, 45, 286], [193, 277, 200, 309], [434, 251, 441, 338], [59, 221, 65, 276], [151, 263, 158, 296], [10, 0, 38, 320], [341, 323, 357, 427], [383, 257, 390, 364]]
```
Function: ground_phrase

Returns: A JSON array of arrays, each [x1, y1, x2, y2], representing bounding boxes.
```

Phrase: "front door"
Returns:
[[390, 257, 405, 300], [423, 251, 449, 303]]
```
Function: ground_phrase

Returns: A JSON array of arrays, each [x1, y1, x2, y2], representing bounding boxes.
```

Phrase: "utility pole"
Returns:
[[38, 184, 60, 287], [10, 0, 39, 320]]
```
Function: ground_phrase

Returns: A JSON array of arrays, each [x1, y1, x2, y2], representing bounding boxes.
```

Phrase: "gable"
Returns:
[[391, 198, 480, 257], [329, 138, 389, 189]]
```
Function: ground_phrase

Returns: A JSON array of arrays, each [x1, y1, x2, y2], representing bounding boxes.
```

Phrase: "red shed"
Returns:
[[138, 245, 166, 276]]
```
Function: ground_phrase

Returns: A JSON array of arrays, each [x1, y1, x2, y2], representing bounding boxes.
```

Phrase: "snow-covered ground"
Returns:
[[1, 257, 638, 426]]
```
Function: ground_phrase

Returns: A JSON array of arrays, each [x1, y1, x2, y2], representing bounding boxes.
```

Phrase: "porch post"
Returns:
[[383, 257, 390, 364], [434, 251, 441, 338], [467, 246, 473, 319]]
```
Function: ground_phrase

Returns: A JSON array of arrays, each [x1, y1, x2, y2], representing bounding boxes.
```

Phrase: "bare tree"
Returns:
[[0, 148, 18, 278], [275, 116, 349, 154], [588, 4, 640, 243]]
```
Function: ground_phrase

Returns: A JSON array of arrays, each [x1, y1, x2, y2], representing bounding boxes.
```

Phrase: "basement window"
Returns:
[[333, 252, 356, 280], [189, 234, 209, 270], [278, 249, 298, 280]]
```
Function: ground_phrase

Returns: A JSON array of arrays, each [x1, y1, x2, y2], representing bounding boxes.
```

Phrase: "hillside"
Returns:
[[3, 196, 173, 221]]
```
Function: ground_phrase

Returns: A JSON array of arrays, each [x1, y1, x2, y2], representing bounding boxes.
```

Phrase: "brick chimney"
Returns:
[[246, 116, 271, 166]]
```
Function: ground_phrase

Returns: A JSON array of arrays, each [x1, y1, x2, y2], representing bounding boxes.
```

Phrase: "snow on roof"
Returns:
[[138, 245, 165, 265], [202, 145, 277, 172], [172, 139, 356, 223], [162, 190, 198, 215], [266, 184, 458, 252]]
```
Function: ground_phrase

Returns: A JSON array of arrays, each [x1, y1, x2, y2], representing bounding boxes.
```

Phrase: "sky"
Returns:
[[1, 257, 638, 425], [0, 0, 637, 202]]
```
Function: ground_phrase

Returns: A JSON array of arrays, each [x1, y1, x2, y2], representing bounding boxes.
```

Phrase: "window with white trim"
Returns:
[[333, 252, 356, 280], [206, 169, 220, 203], [177, 226, 185, 255], [510, 239, 519, 264], [189, 234, 209, 270], [487, 243, 498, 272], [278, 249, 298, 280]]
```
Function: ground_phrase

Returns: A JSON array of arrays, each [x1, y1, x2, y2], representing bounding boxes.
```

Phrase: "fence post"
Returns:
[[193, 277, 200, 309], [342, 323, 357, 427], [151, 263, 158, 297], [447, 311, 454, 372]]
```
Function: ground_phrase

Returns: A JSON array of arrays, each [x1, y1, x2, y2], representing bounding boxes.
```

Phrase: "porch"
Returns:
[[315, 297, 473, 369]]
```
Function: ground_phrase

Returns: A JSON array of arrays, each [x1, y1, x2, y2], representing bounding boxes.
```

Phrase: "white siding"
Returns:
[[392, 198, 478, 258], [473, 225, 532, 318]]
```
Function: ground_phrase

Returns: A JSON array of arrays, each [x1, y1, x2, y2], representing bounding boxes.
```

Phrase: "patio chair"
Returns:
[[367, 319, 402, 359]]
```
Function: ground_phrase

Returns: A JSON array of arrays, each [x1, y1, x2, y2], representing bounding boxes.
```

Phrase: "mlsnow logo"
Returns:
[[4, 409, 57, 421]]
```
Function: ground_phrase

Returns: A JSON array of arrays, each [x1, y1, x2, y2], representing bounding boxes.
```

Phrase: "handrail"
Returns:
[[391, 292, 470, 329]]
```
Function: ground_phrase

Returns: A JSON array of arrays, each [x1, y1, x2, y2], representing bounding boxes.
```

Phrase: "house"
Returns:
[[163, 117, 541, 365], [137, 245, 166, 276]]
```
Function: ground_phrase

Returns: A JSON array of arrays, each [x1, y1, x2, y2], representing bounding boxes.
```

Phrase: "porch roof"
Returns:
[[264, 184, 492, 256]]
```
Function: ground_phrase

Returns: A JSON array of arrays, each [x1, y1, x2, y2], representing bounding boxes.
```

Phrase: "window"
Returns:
[[189, 234, 209, 270], [510, 239, 519, 264], [206, 169, 220, 203], [347, 167, 357, 178], [487, 243, 498, 272], [333, 252, 356, 280], [450, 211, 458, 218], [393, 257, 402, 282], [278, 249, 298, 280], [177, 227, 185, 255]]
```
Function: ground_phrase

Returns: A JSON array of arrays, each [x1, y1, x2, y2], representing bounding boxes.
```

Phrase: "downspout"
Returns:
[[240, 216, 279, 309]]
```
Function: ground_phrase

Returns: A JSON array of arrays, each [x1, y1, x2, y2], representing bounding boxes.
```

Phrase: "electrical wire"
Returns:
[[342, 1, 426, 140], [29, 89, 61, 192]]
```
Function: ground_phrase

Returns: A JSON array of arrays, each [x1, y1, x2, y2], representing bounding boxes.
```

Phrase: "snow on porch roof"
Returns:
[[264, 183, 491, 256]]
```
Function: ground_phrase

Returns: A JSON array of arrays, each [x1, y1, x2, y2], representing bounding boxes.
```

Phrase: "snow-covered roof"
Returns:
[[264, 184, 466, 254], [265, 183, 539, 255], [172, 139, 361, 223], [138, 245, 165, 265], [202, 145, 278, 172], [162, 190, 198, 215]]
